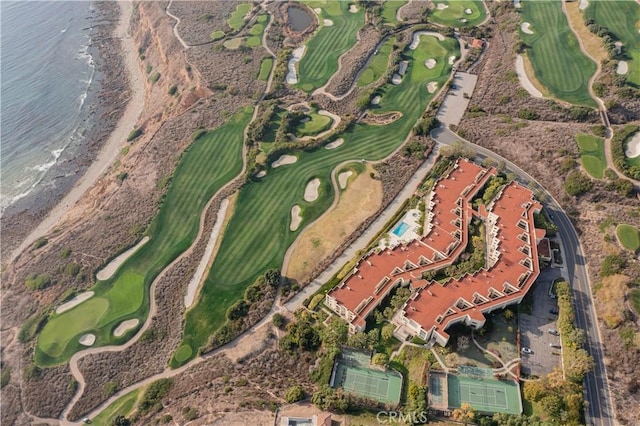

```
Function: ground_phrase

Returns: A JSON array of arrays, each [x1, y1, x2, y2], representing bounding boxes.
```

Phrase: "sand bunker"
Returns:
[[272, 155, 298, 168], [338, 171, 353, 189], [460, 18, 468, 23], [79, 334, 96, 346], [427, 82, 438, 93], [314, 7, 321, 14], [323, 19, 334, 26], [392, 74, 402, 85], [625, 132, 640, 158], [223, 38, 243, 50], [96, 236, 149, 281], [515, 55, 543, 98], [615, 41, 623, 55], [617, 61, 629, 75], [448, 56, 456, 65], [304, 178, 321, 202], [425, 59, 437, 69], [579, 0, 589, 10], [371, 95, 381, 105], [256, 170, 266, 178], [325, 138, 344, 149], [56, 291, 94, 314], [436, 3, 449, 10], [290, 205, 302, 231], [184, 198, 229, 308], [514, 0, 522, 9], [399, 60, 409, 76], [349, 4, 359, 13], [285, 46, 305, 85], [465, 8, 473, 14], [521, 22, 534, 35], [113, 319, 140, 337]]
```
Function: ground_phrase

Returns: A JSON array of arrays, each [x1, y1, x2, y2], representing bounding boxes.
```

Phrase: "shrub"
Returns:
[[517, 108, 539, 120], [23, 364, 41, 381], [139, 379, 173, 415], [127, 128, 143, 142], [33, 238, 48, 249], [564, 170, 593, 196], [60, 248, 72, 258], [103, 381, 118, 397], [117, 172, 128, 182], [64, 262, 81, 277], [307, 293, 325, 311], [25, 273, 52, 291], [372, 353, 389, 365], [285, 385, 305, 403], [148, 72, 161, 84], [168, 85, 178, 96], [1, 366, 11, 388], [601, 254, 626, 277], [182, 406, 198, 421], [272, 313, 285, 328]]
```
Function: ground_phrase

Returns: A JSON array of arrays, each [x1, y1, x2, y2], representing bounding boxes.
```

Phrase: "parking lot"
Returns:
[[436, 72, 478, 127], [519, 265, 564, 377]]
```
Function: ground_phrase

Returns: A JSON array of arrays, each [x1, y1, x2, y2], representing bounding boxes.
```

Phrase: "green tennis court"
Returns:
[[448, 374, 521, 414]]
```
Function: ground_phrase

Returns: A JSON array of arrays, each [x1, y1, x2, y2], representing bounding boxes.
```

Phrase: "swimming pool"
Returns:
[[392, 221, 410, 237]]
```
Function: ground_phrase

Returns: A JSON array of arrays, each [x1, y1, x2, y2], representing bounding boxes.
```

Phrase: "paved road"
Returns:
[[431, 127, 616, 426]]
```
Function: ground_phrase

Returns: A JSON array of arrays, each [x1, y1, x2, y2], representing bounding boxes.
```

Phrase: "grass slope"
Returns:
[[616, 224, 640, 252], [584, 0, 640, 86], [35, 108, 253, 366], [430, 0, 486, 27], [518, 0, 597, 107], [258, 57, 273, 81], [228, 3, 251, 31], [576, 133, 606, 178], [91, 390, 139, 426], [178, 34, 459, 364], [358, 36, 396, 87], [296, 1, 365, 92], [381, 0, 407, 26]]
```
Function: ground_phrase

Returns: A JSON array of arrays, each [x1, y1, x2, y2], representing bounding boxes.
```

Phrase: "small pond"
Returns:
[[288, 6, 313, 32]]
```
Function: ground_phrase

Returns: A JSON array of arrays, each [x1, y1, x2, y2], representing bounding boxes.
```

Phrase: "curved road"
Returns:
[[431, 127, 616, 426]]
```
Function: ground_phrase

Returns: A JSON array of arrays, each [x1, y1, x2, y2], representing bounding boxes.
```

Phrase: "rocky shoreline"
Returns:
[[0, 1, 129, 262]]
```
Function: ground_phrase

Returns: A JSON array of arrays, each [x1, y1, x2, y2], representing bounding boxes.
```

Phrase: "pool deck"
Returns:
[[380, 208, 422, 248]]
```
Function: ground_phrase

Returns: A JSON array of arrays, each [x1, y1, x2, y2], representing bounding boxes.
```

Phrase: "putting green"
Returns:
[[584, 0, 640, 86], [519, 0, 597, 107], [258, 57, 273, 81], [381, 0, 407, 26], [296, 1, 365, 92], [211, 30, 224, 41], [177, 34, 459, 365], [296, 112, 333, 136], [576, 133, 605, 178], [228, 3, 251, 31], [358, 36, 396, 87], [173, 344, 193, 363], [616, 224, 640, 251], [35, 108, 252, 366], [430, 0, 486, 27]]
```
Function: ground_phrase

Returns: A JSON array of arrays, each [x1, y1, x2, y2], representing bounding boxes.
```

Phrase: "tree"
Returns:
[[372, 353, 389, 366], [503, 308, 515, 322], [523, 380, 548, 402], [452, 402, 475, 424], [566, 348, 594, 381], [113, 415, 131, 426], [347, 332, 368, 349], [381, 323, 396, 341], [322, 317, 348, 348], [285, 385, 305, 403], [272, 313, 285, 329], [564, 170, 593, 196]]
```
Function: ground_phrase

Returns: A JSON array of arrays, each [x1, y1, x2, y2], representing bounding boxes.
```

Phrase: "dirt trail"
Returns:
[[165, 0, 189, 49]]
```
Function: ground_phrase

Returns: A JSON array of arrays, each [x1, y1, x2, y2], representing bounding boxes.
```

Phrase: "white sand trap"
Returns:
[[579, 0, 589, 10], [338, 171, 353, 189], [56, 291, 94, 314], [615, 41, 623, 55], [349, 4, 359, 13], [290, 205, 302, 231], [96, 236, 149, 281], [79, 334, 96, 346], [427, 82, 438, 93], [113, 319, 140, 337], [448, 55, 456, 65], [300, 117, 310, 123], [314, 7, 321, 14], [272, 154, 298, 168], [371, 95, 381, 105], [514, 0, 522, 9], [521, 22, 534, 35], [304, 178, 321, 202], [625, 132, 640, 158], [425, 59, 437, 69], [256, 170, 267, 178], [323, 19, 334, 26], [515, 55, 543, 98], [617, 61, 629, 75], [465, 8, 473, 14], [436, 3, 449, 10], [392, 74, 402, 85], [184, 198, 229, 308], [285, 46, 306, 85], [325, 138, 344, 149], [399, 60, 409, 76], [460, 18, 468, 23]]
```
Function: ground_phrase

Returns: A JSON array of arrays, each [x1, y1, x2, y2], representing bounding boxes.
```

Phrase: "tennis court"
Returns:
[[448, 374, 521, 414]]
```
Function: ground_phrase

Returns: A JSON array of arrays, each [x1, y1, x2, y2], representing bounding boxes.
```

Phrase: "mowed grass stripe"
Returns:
[[584, 0, 640, 86], [179, 35, 459, 362], [519, 0, 597, 107], [35, 108, 253, 366]]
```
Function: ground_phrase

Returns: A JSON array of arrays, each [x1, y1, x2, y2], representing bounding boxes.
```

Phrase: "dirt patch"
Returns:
[[96, 236, 149, 281], [304, 178, 321, 202], [56, 291, 94, 314], [285, 165, 382, 283], [361, 111, 403, 125], [113, 319, 140, 337]]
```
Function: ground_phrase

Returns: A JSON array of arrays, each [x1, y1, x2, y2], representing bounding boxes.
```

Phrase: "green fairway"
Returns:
[[576, 133, 606, 178], [35, 108, 253, 366], [296, 1, 365, 92], [518, 0, 597, 107], [381, 0, 407, 26], [228, 3, 252, 31], [430, 0, 486, 27], [584, 0, 640, 86], [616, 224, 640, 251], [258, 57, 273, 81], [177, 34, 459, 364], [295, 111, 333, 137], [358, 36, 396, 87], [91, 389, 139, 426]]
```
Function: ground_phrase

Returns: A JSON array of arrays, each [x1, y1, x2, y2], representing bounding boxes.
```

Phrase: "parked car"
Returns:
[[549, 308, 559, 315], [549, 343, 561, 349], [548, 329, 559, 335], [521, 347, 533, 354]]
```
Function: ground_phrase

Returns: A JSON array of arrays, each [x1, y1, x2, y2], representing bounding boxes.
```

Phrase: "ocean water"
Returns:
[[1, 1, 98, 213]]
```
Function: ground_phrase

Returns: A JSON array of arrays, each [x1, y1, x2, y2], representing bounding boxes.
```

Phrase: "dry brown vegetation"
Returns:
[[596, 274, 630, 329], [169, 1, 248, 45]]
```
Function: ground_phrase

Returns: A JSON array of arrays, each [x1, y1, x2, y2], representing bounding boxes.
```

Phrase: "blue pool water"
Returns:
[[392, 221, 410, 237]]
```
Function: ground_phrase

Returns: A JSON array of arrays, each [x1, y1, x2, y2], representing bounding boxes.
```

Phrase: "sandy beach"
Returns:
[[8, 0, 145, 264]]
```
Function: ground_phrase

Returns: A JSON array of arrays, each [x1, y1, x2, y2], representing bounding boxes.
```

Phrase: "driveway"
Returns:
[[519, 266, 563, 377]]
